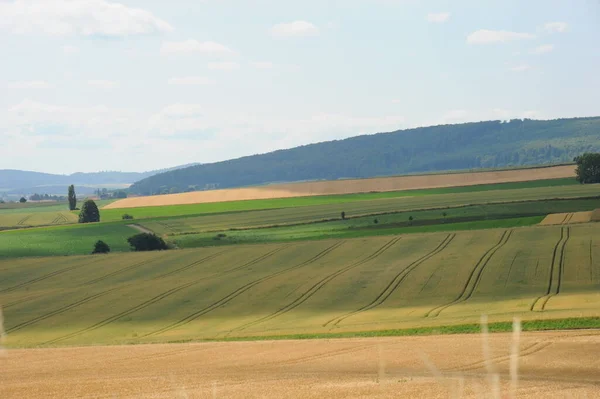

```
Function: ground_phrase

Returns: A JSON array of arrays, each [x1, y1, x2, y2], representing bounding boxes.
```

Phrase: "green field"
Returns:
[[1, 223, 599, 348], [0, 223, 136, 259]]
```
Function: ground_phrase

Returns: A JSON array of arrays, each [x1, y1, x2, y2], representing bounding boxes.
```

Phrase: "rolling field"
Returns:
[[105, 164, 576, 209], [1, 223, 599, 348], [3, 331, 600, 398]]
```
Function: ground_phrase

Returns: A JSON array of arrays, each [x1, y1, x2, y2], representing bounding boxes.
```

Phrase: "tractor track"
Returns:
[[84, 252, 173, 285], [324, 234, 455, 328], [41, 245, 290, 345], [0, 257, 106, 294], [16, 214, 32, 226], [144, 241, 346, 338], [425, 230, 513, 318], [227, 237, 402, 335], [530, 227, 570, 312]]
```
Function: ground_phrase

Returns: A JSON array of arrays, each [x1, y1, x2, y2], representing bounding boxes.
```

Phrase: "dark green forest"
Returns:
[[129, 117, 600, 195]]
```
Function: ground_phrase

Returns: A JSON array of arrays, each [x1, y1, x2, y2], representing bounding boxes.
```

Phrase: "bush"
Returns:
[[341, 211, 346, 220], [122, 214, 134, 220], [127, 233, 169, 252], [92, 240, 111, 254], [19, 197, 27, 203], [374, 218, 379, 224], [79, 200, 100, 223]]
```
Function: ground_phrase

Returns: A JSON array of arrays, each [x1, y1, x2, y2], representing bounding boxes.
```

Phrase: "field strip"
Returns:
[[226, 237, 402, 335], [323, 234, 456, 328], [0, 257, 106, 295], [530, 227, 570, 312], [41, 246, 291, 345], [143, 241, 346, 338], [425, 230, 513, 317]]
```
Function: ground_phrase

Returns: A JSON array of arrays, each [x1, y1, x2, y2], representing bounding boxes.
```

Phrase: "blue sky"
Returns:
[[1, 0, 599, 174]]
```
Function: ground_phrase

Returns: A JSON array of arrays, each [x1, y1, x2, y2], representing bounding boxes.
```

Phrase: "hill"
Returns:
[[0, 163, 200, 193], [129, 117, 600, 195]]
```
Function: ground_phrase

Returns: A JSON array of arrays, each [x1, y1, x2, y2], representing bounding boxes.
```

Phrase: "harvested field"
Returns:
[[105, 165, 576, 209], [1, 224, 600, 348], [0, 211, 77, 230], [539, 211, 594, 226], [2, 331, 600, 398]]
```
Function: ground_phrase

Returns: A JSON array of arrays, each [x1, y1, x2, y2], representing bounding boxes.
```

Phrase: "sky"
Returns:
[[1, 0, 599, 174]]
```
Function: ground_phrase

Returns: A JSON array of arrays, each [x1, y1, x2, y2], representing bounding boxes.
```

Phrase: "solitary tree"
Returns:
[[78, 199, 100, 223], [341, 211, 346, 220], [92, 240, 111, 254], [68, 185, 77, 211], [408, 215, 414, 225], [19, 197, 27, 203], [574, 153, 600, 184]]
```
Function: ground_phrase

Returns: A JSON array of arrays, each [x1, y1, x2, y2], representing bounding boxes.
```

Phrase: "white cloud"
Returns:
[[0, 0, 173, 37], [251, 62, 274, 69], [87, 80, 118, 89], [510, 64, 532, 72], [207, 62, 240, 71], [544, 22, 568, 33], [270, 21, 319, 38], [160, 40, 235, 56], [168, 77, 215, 86], [427, 12, 450, 23], [467, 29, 536, 44], [7, 80, 52, 89], [531, 44, 554, 55], [62, 45, 79, 54]]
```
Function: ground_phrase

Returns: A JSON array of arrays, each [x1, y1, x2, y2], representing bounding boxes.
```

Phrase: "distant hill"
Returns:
[[0, 163, 200, 194], [129, 117, 600, 195]]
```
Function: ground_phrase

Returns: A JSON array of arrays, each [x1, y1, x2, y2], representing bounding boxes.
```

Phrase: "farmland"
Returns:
[[1, 223, 599, 349], [0, 211, 77, 230], [2, 331, 600, 398], [107, 164, 577, 209]]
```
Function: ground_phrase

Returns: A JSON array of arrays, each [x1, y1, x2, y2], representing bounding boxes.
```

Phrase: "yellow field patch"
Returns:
[[105, 164, 576, 209], [539, 211, 594, 226]]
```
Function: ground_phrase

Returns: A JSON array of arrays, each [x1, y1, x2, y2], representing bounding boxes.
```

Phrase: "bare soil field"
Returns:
[[105, 165, 576, 210], [539, 211, 594, 226], [1, 331, 599, 398]]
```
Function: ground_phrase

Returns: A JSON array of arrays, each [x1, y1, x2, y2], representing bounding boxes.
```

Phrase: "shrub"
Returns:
[[92, 240, 110, 254], [341, 211, 346, 220], [19, 197, 27, 203], [374, 218, 379, 224], [127, 233, 169, 252], [79, 200, 100, 223], [122, 214, 134, 220]]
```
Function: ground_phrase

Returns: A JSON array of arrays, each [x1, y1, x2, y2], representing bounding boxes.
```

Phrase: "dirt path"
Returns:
[[126, 224, 155, 235], [1, 330, 599, 398]]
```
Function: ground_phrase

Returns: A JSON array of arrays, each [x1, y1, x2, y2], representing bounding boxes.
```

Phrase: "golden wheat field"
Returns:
[[104, 165, 576, 209], [539, 212, 594, 226], [1, 330, 599, 398]]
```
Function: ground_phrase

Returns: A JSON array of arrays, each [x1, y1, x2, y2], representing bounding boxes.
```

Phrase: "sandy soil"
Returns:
[[1, 330, 599, 398], [539, 211, 594, 225], [105, 165, 576, 210]]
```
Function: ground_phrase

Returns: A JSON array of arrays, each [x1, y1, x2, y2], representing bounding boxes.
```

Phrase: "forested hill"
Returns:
[[129, 117, 600, 195]]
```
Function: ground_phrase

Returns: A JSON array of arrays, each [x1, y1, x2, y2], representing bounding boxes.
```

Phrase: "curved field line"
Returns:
[[2, 294, 44, 309], [539, 227, 570, 311], [144, 241, 346, 338], [324, 234, 455, 328], [83, 253, 172, 285], [227, 237, 402, 335], [6, 288, 120, 333], [0, 257, 106, 294], [449, 341, 553, 373], [152, 250, 229, 280], [425, 230, 513, 318], [273, 345, 372, 366], [16, 214, 32, 226], [530, 227, 569, 312], [41, 246, 290, 345]]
